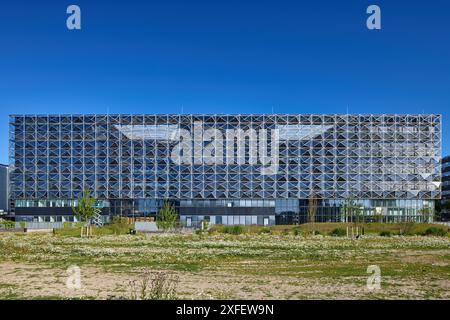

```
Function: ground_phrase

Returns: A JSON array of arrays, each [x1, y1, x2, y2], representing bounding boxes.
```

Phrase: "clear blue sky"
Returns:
[[0, 0, 449, 164]]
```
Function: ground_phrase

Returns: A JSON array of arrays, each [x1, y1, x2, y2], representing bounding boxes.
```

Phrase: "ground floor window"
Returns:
[[180, 215, 275, 227]]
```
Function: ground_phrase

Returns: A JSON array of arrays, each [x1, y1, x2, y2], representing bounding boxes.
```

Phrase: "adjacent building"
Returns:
[[441, 155, 450, 220], [0, 164, 9, 216], [9, 114, 442, 226]]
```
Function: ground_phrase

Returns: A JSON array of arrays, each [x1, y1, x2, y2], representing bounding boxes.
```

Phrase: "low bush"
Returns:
[[0, 220, 15, 229], [379, 231, 391, 237], [195, 229, 205, 235], [74, 222, 84, 228], [330, 228, 346, 237], [55, 217, 133, 237], [423, 227, 447, 237], [104, 217, 132, 235], [63, 221, 74, 229], [223, 225, 243, 235], [207, 225, 226, 234]]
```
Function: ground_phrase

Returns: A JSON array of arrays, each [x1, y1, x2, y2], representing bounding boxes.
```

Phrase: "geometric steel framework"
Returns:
[[9, 114, 441, 224]]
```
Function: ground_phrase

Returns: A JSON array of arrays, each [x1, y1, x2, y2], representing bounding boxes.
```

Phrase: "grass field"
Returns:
[[0, 224, 449, 300]]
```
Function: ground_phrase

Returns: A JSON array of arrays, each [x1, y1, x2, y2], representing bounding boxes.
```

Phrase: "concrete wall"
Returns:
[[134, 221, 158, 232]]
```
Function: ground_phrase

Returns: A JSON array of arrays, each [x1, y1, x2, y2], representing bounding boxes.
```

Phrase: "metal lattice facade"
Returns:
[[9, 114, 441, 224]]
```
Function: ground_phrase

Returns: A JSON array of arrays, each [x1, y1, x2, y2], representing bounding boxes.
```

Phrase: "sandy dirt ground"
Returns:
[[1, 261, 448, 300]]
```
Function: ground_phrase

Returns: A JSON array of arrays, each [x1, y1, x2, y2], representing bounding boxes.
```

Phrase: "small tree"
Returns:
[[307, 192, 318, 235], [419, 206, 433, 223], [342, 197, 363, 238], [342, 197, 358, 223], [72, 190, 101, 237], [157, 201, 178, 231], [352, 205, 363, 229]]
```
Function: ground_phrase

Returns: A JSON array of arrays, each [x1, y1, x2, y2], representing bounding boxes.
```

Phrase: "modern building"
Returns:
[[9, 114, 441, 227], [0, 164, 9, 216], [441, 155, 450, 220]]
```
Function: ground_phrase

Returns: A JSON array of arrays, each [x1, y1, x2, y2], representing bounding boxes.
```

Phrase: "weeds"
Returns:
[[330, 228, 346, 237], [129, 269, 179, 300], [222, 225, 243, 235], [423, 227, 448, 237]]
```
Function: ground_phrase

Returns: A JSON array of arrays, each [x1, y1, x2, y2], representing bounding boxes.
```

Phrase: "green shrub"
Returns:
[[330, 228, 346, 237], [221, 226, 231, 234], [63, 221, 73, 229], [111, 216, 129, 225], [379, 231, 391, 237], [0, 220, 15, 229], [105, 216, 132, 234], [55, 227, 81, 237], [157, 201, 178, 230], [223, 225, 243, 235], [75, 221, 84, 228], [423, 227, 447, 237]]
